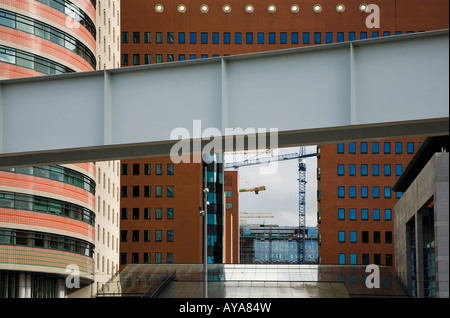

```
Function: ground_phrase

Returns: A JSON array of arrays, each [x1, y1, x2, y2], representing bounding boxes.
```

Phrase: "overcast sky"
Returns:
[[224, 146, 318, 228]]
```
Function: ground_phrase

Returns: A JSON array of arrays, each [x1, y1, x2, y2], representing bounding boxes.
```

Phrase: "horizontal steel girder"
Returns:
[[0, 30, 448, 167]]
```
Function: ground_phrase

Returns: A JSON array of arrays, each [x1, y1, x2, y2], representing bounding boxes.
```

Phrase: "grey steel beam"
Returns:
[[0, 30, 448, 168]]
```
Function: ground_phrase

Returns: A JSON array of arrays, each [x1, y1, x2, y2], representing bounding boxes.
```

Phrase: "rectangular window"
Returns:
[[144, 54, 151, 64], [156, 186, 162, 197], [385, 209, 392, 220], [156, 164, 162, 175], [373, 209, 380, 221], [385, 231, 392, 244], [349, 186, 356, 198], [407, 142, 414, 154], [361, 186, 368, 198], [325, 32, 332, 43], [361, 164, 368, 176], [258, 32, 264, 44], [156, 54, 162, 63], [144, 32, 151, 43], [167, 32, 174, 44], [133, 164, 139, 175], [156, 32, 163, 43], [120, 253, 127, 264], [132, 208, 139, 219], [384, 164, 391, 176], [121, 186, 128, 197], [362, 254, 369, 265], [235, 32, 242, 44], [339, 254, 345, 265], [360, 31, 367, 39], [121, 230, 127, 242], [361, 142, 368, 154], [121, 208, 128, 220], [144, 230, 151, 242], [314, 32, 321, 44], [373, 186, 380, 198], [144, 208, 151, 219], [132, 230, 139, 242], [338, 186, 345, 198], [337, 143, 344, 153], [144, 164, 151, 175], [121, 164, 128, 175], [374, 253, 381, 265], [303, 32, 310, 44], [178, 32, 185, 44], [384, 142, 391, 154], [350, 254, 357, 265], [121, 54, 128, 65], [361, 209, 368, 220], [349, 209, 357, 220], [155, 252, 162, 264], [246, 32, 253, 44], [383, 31, 391, 37], [179, 54, 185, 61], [396, 164, 403, 176], [190, 32, 197, 44], [384, 186, 391, 198], [133, 54, 140, 65], [122, 32, 129, 43], [224, 32, 230, 44], [155, 208, 162, 219], [372, 142, 379, 154], [373, 231, 381, 243], [291, 32, 298, 44], [337, 32, 344, 42], [362, 231, 369, 243], [280, 32, 287, 44], [201, 32, 208, 44], [386, 254, 393, 266], [372, 31, 379, 38], [349, 32, 356, 41], [144, 186, 151, 197], [155, 230, 162, 242], [350, 231, 357, 243], [395, 142, 402, 154], [338, 208, 345, 220], [167, 208, 174, 219], [132, 186, 139, 197], [372, 164, 379, 176], [167, 186, 174, 197], [338, 231, 345, 242], [167, 230, 174, 242], [226, 203, 232, 209], [133, 32, 140, 43], [349, 142, 356, 153], [144, 253, 150, 264], [212, 32, 219, 44], [337, 164, 344, 176], [349, 164, 356, 176], [269, 32, 276, 44], [167, 163, 174, 175], [167, 54, 174, 62], [167, 252, 174, 264], [201, 54, 208, 59]]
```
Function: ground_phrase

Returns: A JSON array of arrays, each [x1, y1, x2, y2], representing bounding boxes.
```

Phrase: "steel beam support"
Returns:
[[0, 30, 448, 168]]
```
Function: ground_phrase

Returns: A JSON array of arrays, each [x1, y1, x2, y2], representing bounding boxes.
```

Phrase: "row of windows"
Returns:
[[337, 164, 404, 177], [337, 141, 421, 154], [338, 253, 393, 266], [0, 190, 95, 226], [120, 252, 173, 264], [1, 165, 96, 195], [121, 163, 174, 176], [121, 207, 174, 220], [0, 9, 96, 69], [338, 208, 392, 221], [337, 186, 401, 199], [122, 30, 413, 46], [36, 0, 96, 37], [0, 45, 75, 75], [338, 230, 392, 244], [0, 228, 94, 258], [121, 185, 174, 198], [121, 229, 173, 242]]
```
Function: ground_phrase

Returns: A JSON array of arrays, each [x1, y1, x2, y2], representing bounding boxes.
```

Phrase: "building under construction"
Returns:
[[240, 225, 318, 264]]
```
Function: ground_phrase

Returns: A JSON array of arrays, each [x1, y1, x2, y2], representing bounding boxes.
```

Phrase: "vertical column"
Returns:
[[415, 211, 424, 298], [349, 42, 357, 125], [57, 278, 67, 298], [104, 70, 113, 145]]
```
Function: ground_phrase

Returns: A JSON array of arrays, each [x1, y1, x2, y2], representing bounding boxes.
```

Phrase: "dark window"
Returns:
[[144, 230, 151, 242], [156, 164, 163, 175], [132, 208, 139, 219], [362, 231, 369, 243], [132, 186, 139, 197], [167, 164, 174, 175], [144, 32, 151, 43], [120, 253, 127, 264], [122, 32, 128, 43], [385, 231, 392, 244], [144, 164, 151, 175], [167, 230, 174, 242], [156, 208, 162, 219], [121, 208, 128, 219], [167, 208, 174, 219], [121, 54, 128, 65], [121, 230, 127, 242], [132, 253, 139, 264], [167, 32, 174, 44], [373, 231, 381, 243], [121, 186, 128, 197], [156, 186, 162, 197], [132, 230, 139, 242], [133, 164, 139, 175], [374, 254, 381, 265], [144, 208, 151, 219], [144, 253, 150, 264], [144, 54, 151, 64], [121, 164, 128, 175], [133, 54, 140, 65], [386, 254, 393, 266], [167, 186, 174, 197], [362, 254, 369, 265], [155, 230, 162, 242], [156, 32, 163, 43], [133, 32, 140, 43], [144, 186, 151, 197]]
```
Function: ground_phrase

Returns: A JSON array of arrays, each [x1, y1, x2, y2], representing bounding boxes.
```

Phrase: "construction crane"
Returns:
[[224, 146, 317, 264], [239, 186, 266, 194], [240, 212, 274, 218]]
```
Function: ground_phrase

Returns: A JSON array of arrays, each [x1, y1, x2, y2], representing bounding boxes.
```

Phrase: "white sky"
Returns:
[[224, 146, 318, 228]]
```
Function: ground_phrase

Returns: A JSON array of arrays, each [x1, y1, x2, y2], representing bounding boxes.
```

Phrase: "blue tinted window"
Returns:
[[349, 186, 356, 198], [291, 32, 298, 44], [373, 186, 380, 198], [190, 32, 197, 44], [384, 186, 391, 198], [235, 32, 242, 44], [396, 192, 403, 198], [269, 32, 276, 44], [338, 186, 345, 198], [361, 209, 368, 220], [338, 208, 345, 220], [350, 231, 357, 242], [314, 32, 321, 44], [178, 54, 185, 61], [178, 32, 185, 44], [361, 186, 368, 198], [372, 142, 379, 154], [349, 142, 356, 153], [201, 32, 208, 44], [303, 32, 310, 44], [337, 143, 344, 153], [360, 32, 367, 39], [280, 32, 287, 44], [349, 32, 356, 41], [326, 32, 333, 43], [372, 164, 379, 176], [258, 32, 264, 44], [395, 142, 402, 154], [395, 31, 402, 35], [201, 54, 208, 59], [338, 164, 344, 176], [349, 164, 356, 176], [189, 54, 197, 60], [361, 164, 368, 176], [361, 142, 368, 153], [337, 32, 344, 42], [350, 209, 357, 220], [212, 32, 219, 44], [339, 254, 346, 264], [339, 231, 345, 242], [350, 254, 357, 265], [373, 209, 380, 220], [384, 164, 391, 176], [224, 32, 230, 44], [385, 209, 392, 221], [383, 31, 391, 37], [246, 32, 253, 44], [372, 31, 379, 38], [407, 142, 414, 154], [396, 164, 403, 176], [384, 142, 391, 154]]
